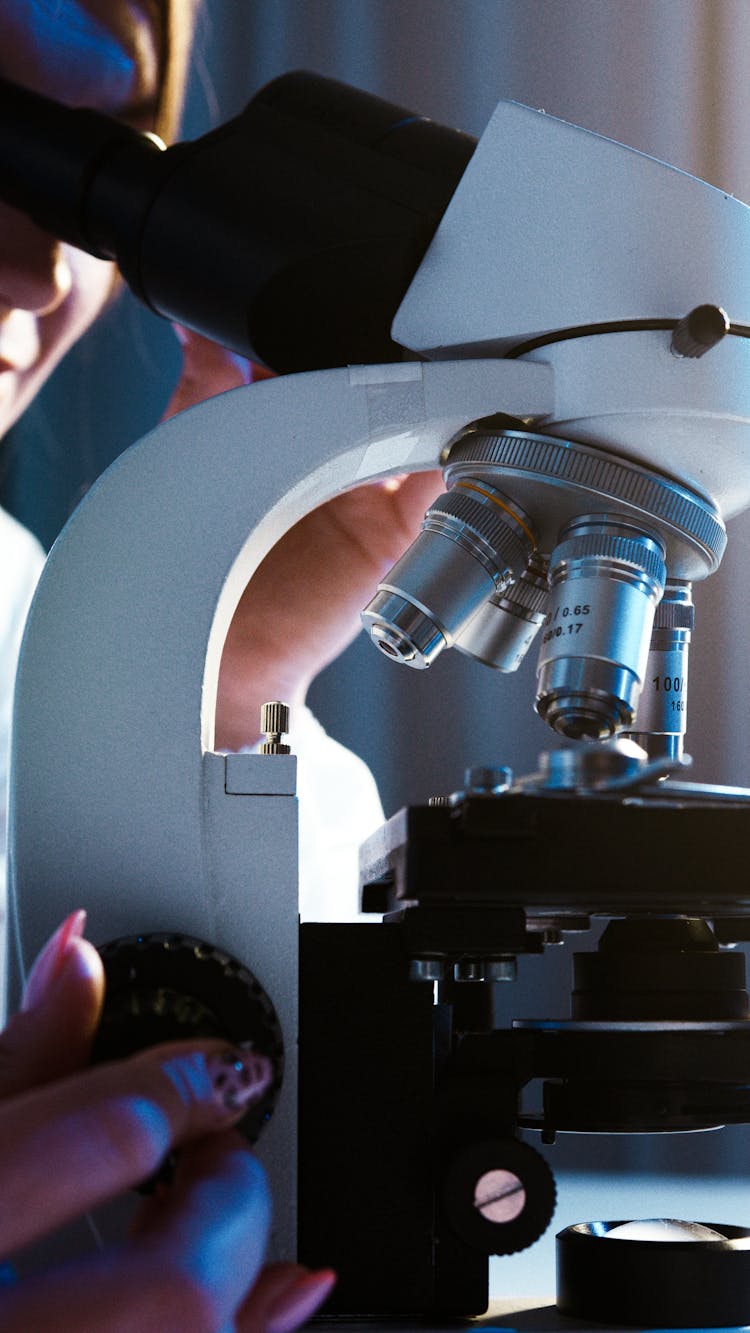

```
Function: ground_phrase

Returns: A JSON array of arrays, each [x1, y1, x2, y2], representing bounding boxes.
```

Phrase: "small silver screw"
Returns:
[[486, 958, 518, 982], [259, 701, 291, 754], [464, 765, 513, 795], [410, 958, 446, 982], [454, 960, 485, 982]]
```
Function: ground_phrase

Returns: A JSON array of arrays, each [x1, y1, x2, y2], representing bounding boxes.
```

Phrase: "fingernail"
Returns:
[[22, 910, 87, 1012], [266, 1269, 337, 1333], [206, 1048, 274, 1115]]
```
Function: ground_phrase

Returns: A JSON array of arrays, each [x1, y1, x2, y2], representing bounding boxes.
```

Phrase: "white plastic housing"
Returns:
[[7, 359, 551, 1257], [393, 100, 750, 514]]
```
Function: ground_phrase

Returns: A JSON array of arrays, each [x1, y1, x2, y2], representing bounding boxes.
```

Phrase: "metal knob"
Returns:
[[259, 700, 291, 754], [670, 304, 729, 358]]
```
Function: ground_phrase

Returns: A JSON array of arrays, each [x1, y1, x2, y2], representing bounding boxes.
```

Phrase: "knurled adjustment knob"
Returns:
[[260, 700, 291, 754], [442, 1138, 556, 1256], [93, 932, 283, 1143]]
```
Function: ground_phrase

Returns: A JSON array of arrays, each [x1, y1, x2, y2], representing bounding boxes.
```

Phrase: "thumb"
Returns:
[[0, 912, 105, 1098]]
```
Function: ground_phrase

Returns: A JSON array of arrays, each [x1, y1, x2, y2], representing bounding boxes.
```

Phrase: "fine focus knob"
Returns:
[[94, 932, 283, 1143]]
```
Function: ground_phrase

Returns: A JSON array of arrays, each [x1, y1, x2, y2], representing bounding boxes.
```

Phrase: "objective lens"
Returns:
[[455, 554, 549, 672], [535, 515, 667, 740], [361, 480, 534, 668], [623, 581, 693, 763]]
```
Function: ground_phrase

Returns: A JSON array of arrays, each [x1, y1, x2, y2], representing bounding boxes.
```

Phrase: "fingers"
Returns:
[[0, 1039, 273, 1256], [232, 1264, 311, 1333], [0, 1134, 272, 1333], [135, 1133, 272, 1322], [134, 1163, 335, 1333], [237, 1263, 337, 1333], [0, 912, 105, 1098], [161, 325, 252, 421]]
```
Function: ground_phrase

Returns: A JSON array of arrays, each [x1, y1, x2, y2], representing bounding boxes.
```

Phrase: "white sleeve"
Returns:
[[0, 510, 46, 857], [0, 510, 46, 1001], [288, 704, 385, 923]]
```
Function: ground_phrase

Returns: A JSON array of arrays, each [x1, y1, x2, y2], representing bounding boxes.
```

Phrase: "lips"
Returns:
[[0, 308, 41, 373]]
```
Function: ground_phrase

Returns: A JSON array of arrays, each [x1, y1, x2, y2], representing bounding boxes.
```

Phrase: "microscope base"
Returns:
[[315, 1301, 749, 1332]]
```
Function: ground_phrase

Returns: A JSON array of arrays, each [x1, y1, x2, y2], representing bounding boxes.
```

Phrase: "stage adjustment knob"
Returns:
[[93, 932, 283, 1143], [442, 1138, 556, 1255]]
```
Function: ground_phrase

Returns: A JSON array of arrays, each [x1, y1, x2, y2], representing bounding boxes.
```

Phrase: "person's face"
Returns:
[[0, 2, 162, 438]]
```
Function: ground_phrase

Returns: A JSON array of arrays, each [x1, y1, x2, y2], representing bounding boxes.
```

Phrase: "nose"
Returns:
[[0, 201, 71, 316]]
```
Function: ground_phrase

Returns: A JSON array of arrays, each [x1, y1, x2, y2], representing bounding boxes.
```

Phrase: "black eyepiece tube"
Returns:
[[0, 79, 166, 258], [0, 72, 475, 372]]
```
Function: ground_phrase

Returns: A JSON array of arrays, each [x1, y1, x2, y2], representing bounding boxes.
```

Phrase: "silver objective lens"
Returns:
[[455, 554, 550, 672], [622, 581, 694, 763], [535, 515, 667, 740], [361, 479, 534, 668]]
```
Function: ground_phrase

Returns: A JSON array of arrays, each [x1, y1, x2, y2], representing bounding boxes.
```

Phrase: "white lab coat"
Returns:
[[1, 507, 46, 998]]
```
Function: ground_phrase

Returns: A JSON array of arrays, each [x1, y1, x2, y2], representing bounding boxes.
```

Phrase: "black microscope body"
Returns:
[[298, 773, 750, 1323]]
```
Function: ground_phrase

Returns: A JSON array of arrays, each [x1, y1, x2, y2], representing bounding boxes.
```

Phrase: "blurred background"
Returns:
[[5, 0, 750, 1192]]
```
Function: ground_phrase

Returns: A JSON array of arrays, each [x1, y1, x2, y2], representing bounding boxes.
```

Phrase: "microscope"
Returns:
[[5, 71, 750, 1328]]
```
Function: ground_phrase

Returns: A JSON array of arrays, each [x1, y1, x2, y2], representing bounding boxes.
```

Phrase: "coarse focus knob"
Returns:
[[93, 933, 284, 1144]]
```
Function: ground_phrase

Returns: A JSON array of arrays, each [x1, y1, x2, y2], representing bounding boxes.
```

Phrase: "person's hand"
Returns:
[[0, 912, 335, 1331], [162, 326, 442, 750]]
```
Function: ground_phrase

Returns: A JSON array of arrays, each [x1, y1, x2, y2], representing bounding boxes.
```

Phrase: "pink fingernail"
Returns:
[[266, 1269, 337, 1333], [22, 910, 87, 1012], [206, 1048, 274, 1115]]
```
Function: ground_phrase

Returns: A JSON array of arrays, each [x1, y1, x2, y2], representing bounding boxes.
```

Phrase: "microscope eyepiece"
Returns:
[[0, 71, 475, 371]]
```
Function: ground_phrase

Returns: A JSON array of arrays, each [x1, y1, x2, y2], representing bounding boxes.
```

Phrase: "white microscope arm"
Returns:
[[7, 355, 552, 1254]]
